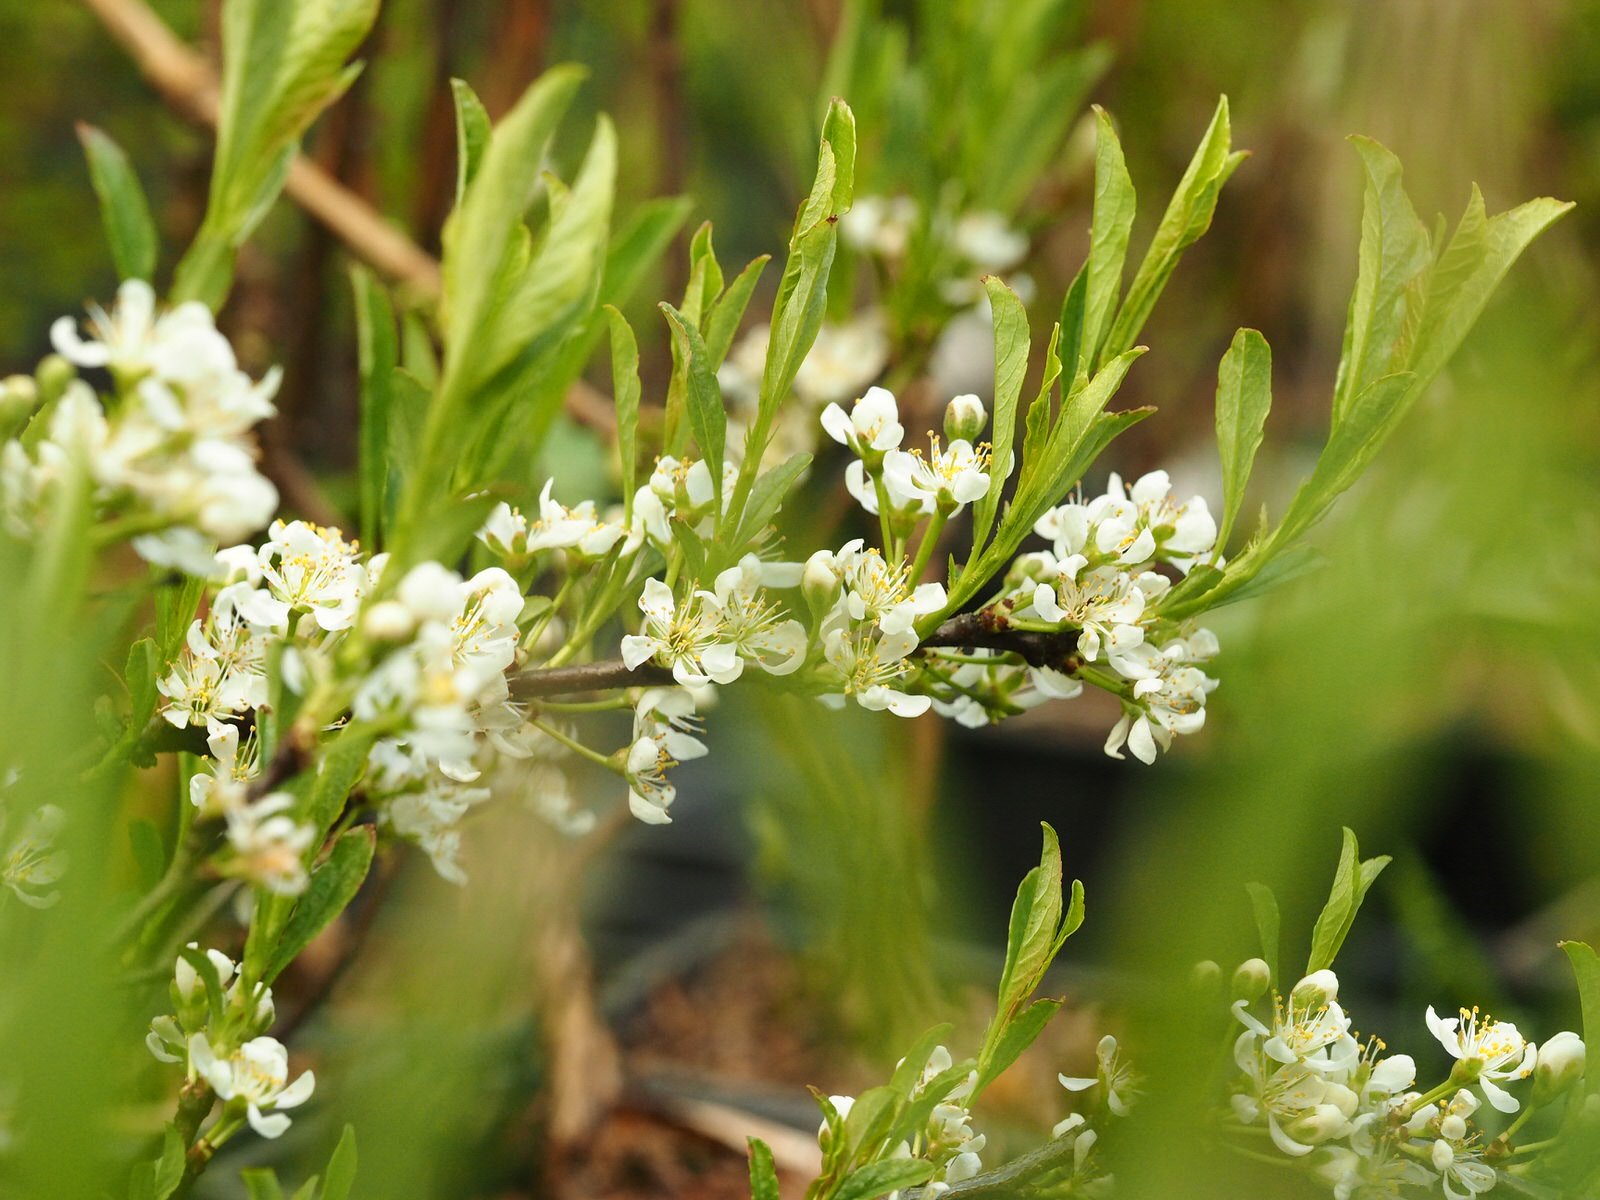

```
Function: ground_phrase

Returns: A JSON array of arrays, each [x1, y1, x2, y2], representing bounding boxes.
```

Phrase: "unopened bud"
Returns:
[[1533, 1031, 1585, 1103], [1285, 1104, 1349, 1144], [943, 393, 987, 442], [35, 354, 75, 404], [1232, 957, 1271, 1003], [0, 375, 38, 436], [1291, 969, 1339, 1009], [1431, 1139, 1455, 1172], [363, 599, 416, 642], [1189, 960, 1222, 993], [802, 549, 841, 618], [1440, 1113, 1467, 1140]]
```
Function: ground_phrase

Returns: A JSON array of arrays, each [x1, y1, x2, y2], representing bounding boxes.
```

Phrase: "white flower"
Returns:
[[710, 556, 807, 676], [1430, 1138, 1496, 1200], [1029, 564, 1146, 663], [821, 386, 905, 457], [625, 689, 709, 824], [1534, 1030, 1585, 1097], [477, 502, 529, 559], [830, 539, 947, 636], [1234, 971, 1357, 1075], [245, 520, 366, 632], [881, 436, 991, 515], [189, 722, 259, 816], [222, 793, 314, 896], [621, 578, 743, 688], [822, 627, 929, 717], [1104, 471, 1217, 572], [51, 281, 230, 383], [382, 776, 489, 885], [188, 1034, 314, 1139], [2, 804, 66, 909], [524, 480, 626, 557], [1060, 1035, 1139, 1117], [1425, 1004, 1537, 1113]]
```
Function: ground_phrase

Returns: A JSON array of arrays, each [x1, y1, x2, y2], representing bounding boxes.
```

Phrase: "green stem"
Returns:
[[905, 510, 948, 586], [530, 719, 624, 774]]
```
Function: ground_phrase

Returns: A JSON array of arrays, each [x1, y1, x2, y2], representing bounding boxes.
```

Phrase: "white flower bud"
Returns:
[[1291, 969, 1339, 1008], [1190, 959, 1222, 992], [943, 393, 987, 442], [1440, 1113, 1467, 1141], [1285, 1104, 1350, 1144], [1231, 957, 1271, 1002], [1431, 1139, 1455, 1172], [802, 549, 842, 618], [35, 353, 75, 403], [1534, 1030, 1585, 1101], [363, 599, 416, 642]]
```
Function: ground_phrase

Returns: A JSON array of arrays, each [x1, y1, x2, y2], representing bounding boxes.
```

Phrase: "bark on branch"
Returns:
[[511, 608, 1080, 699]]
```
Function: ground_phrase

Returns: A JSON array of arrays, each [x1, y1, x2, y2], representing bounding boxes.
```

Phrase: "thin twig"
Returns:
[[899, 1135, 1081, 1199], [511, 608, 1081, 698]]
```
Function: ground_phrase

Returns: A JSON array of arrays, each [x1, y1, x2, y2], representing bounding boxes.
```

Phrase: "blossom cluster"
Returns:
[[1226, 965, 1585, 1199], [824, 1045, 989, 1197], [0, 791, 66, 910], [2, 281, 278, 574], [147, 945, 314, 1140], [160, 519, 539, 885]]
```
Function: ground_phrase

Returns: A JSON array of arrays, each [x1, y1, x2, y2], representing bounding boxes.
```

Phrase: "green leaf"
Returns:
[[606, 306, 642, 507], [77, 124, 158, 282], [704, 255, 771, 367], [1244, 882, 1280, 987], [661, 303, 727, 510], [885, 1024, 957, 1100], [1080, 107, 1135, 372], [974, 997, 1061, 1096], [266, 827, 375, 983], [152, 1124, 186, 1200], [321, 1125, 359, 1200], [833, 1159, 936, 1200], [970, 276, 1029, 554], [727, 453, 812, 566], [1332, 138, 1433, 422], [450, 77, 492, 206], [350, 265, 397, 549], [682, 221, 725, 328], [1102, 96, 1242, 360], [730, 99, 854, 523], [240, 1170, 286, 1200], [439, 66, 585, 390], [305, 727, 378, 839], [1213, 328, 1272, 549], [174, 0, 379, 307], [1306, 828, 1390, 975], [747, 1138, 780, 1200]]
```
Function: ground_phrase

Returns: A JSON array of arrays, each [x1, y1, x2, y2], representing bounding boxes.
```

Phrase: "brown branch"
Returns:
[[510, 608, 1081, 698]]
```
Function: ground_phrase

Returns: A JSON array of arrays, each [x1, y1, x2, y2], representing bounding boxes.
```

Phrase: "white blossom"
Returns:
[[1424, 1004, 1537, 1113], [188, 1033, 314, 1139], [621, 578, 743, 688]]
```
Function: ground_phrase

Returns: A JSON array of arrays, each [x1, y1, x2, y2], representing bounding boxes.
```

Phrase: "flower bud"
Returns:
[[1291, 969, 1339, 1009], [1431, 1139, 1455, 1172], [1533, 1030, 1585, 1103], [802, 549, 842, 619], [35, 353, 75, 404], [363, 599, 416, 642], [1231, 957, 1271, 1003], [1190, 959, 1222, 993], [1285, 1104, 1350, 1145], [943, 393, 987, 442], [0, 375, 38, 437], [1440, 1113, 1467, 1141]]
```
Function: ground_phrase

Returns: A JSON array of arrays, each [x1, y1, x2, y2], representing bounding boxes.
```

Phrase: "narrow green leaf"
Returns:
[[886, 1024, 957, 1100], [450, 78, 492, 206], [1081, 107, 1135, 371], [834, 1159, 936, 1200], [1213, 328, 1272, 549], [682, 221, 724, 328], [266, 827, 376, 983], [728, 453, 812, 564], [975, 997, 1061, 1096], [1305, 829, 1388, 975], [152, 1124, 186, 1200], [350, 265, 397, 549], [1103, 96, 1240, 359], [971, 276, 1029, 553], [661, 303, 727, 511], [321, 1125, 359, 1200], [77, 124, 158, 282], [704, 255, 771, 367], [1244, 882, 1280, 986], [128, 819, 167, 890], [1332, 137, 1432, 421], [747, 1138, 780, 1200], [605, 306, 642, 507], [240, 1170, 286, 1200]]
